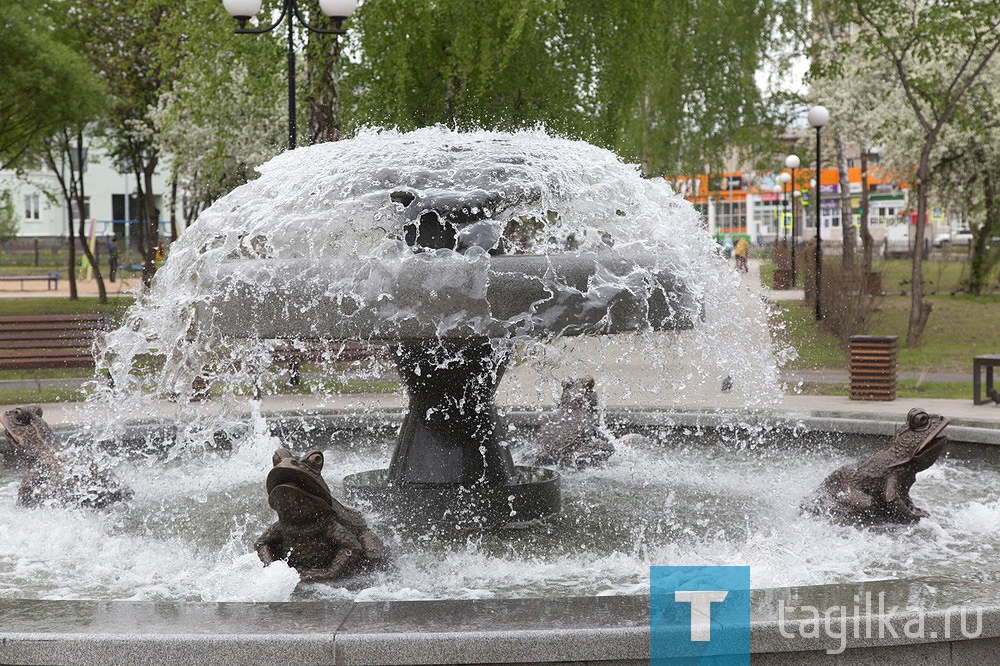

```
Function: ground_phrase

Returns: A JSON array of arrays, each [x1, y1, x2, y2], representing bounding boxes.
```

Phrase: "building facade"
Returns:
[[670, 165, 926, 248], [1, 143, 172, 264]]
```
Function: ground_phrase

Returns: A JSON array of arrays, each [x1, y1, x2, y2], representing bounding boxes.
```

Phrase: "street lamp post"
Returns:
[[807, 105, 829, 320], [784, 154, 800, 286], [778, 171, 791, 244], [223, 0, 358, 150]]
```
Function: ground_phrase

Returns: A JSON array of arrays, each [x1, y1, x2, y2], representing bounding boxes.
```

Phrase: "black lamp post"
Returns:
[[808, 105, 829, 320], [784, 154, 800, 286], [223, 0, 358, 150]]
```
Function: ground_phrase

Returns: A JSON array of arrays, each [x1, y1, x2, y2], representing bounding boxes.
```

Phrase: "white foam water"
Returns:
[[2, 128, 816, 601], [2, 427, 999, 601]]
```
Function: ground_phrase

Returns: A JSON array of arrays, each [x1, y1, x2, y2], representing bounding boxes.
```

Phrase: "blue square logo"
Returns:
[[650, 566, 750, 665]]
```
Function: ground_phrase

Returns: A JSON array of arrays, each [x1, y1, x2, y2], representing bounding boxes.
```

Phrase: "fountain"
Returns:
[[2, 128, 1000, 664], [192, 129, 699, 529]]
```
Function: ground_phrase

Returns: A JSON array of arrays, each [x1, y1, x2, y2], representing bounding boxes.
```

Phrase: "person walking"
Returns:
[[734, 236, 750, 273], [108, 237, 119, 283], [154, 243, 166, 270]]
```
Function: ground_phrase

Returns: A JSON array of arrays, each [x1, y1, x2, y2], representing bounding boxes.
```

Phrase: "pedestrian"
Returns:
[[734, 236, 750, 273], [108, 237, 119, 283], [722, 236, 734, 261], [154, 243, 166, 270]]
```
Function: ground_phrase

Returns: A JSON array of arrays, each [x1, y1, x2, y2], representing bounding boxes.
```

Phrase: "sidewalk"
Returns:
[[0, 275, 143, 298]]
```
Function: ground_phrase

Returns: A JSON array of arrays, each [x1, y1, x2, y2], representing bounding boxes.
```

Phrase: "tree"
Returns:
[[844, 0, 1000, 346], [0, 0, 104, 170], [305, 11, 348, 144], [42, 131, 110, 301], [0, 189, 18, 246], [930, 60, 1000, 294], [345, 0, 805, 177], [75, 1, 177, 287], [149, 1, 287, 231], [809, 47, 900, 278]]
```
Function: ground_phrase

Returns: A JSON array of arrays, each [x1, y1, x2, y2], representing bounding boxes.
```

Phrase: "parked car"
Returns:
[[932, 232, 952, 247], [934, 229, 974, 247], [954, 228, 974, 244]]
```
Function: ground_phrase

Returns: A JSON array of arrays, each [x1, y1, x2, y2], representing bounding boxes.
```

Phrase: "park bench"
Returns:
[[270, 339, 388, 385], [0, 273, 60, 291], [0, 314, 110, 370]]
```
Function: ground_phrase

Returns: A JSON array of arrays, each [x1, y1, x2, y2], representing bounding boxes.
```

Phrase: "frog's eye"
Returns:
[[304, 450, 324, 471], [13, 408, 31, 425], [908, 409, 930, 430], [272, 448, 292, 466]]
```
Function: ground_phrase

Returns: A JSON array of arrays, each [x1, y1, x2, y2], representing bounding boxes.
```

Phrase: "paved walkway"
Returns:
[[0, 274, 143, 298], [2, 260, 997, 429]]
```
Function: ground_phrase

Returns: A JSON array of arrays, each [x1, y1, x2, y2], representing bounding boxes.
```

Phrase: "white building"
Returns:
[[1, 142, 172, 263]]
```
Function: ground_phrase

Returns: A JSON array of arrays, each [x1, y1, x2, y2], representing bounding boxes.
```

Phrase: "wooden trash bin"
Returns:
[[849, 335, 898, 401], [772, 268, 792, 290]]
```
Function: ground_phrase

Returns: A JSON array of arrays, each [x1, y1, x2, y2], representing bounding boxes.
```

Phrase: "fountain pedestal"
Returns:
[[344, 338, 560, 529]]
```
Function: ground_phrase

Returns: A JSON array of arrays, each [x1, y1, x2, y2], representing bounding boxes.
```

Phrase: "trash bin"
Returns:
[[864, 272, 882, 296], [772, 268, 792, 290], [849, 335, 897, 401]]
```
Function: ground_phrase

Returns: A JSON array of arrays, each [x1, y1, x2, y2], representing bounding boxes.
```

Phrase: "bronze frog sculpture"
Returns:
[[0, 404, 132, 509], [534, 376, 615, 468], [802, 408, 949, 527], [256, 448, 388, 583]]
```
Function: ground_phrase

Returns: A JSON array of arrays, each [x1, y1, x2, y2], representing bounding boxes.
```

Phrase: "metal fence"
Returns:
[[0, 236, 145, 272]]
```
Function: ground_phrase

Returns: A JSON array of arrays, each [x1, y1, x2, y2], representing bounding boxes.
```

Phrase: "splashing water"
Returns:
[[92, 126, 782, 429], [0, 127, 832, 601]]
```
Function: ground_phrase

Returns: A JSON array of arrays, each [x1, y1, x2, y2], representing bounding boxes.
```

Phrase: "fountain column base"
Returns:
[[343, 338, 560, 529], [343, 466, 560, 530]]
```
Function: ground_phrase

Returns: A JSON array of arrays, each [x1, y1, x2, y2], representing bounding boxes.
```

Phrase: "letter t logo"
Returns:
[[674, 590, 729, 641]]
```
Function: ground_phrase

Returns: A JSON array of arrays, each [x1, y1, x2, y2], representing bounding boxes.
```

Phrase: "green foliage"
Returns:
[[149, 1, 287, 222], [0, 0, 106, 169], [345, 0, 805, 177]]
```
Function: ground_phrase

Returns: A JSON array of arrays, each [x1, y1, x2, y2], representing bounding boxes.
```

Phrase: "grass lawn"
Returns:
[[773, 257, 1000, 396], [0, 296, 134, 319], [0, 387, 89, 404]]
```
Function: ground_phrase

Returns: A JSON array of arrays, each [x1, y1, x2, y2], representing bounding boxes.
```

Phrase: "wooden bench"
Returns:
[[0, 273, 60, 291], [0, 314, 109, 370], [974, 355, 1000, 405], [270, 339, 389, 385]]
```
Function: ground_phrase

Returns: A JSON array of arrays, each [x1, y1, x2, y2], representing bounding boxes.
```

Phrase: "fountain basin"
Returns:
[[1, 411, 1000, 664]]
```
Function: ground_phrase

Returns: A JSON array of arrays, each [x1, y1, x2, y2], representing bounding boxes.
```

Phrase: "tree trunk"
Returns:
[[141, 153, 160, 287], [906, 156, 933, 347], [66, 208, 78, 300], [836, 131, 855, 269], [967, 167, 998, 295], [73, 134, 107, 304], [306, 14, 343, 144], [859, 149, 874, 275], [169, 169, 179, 242]]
